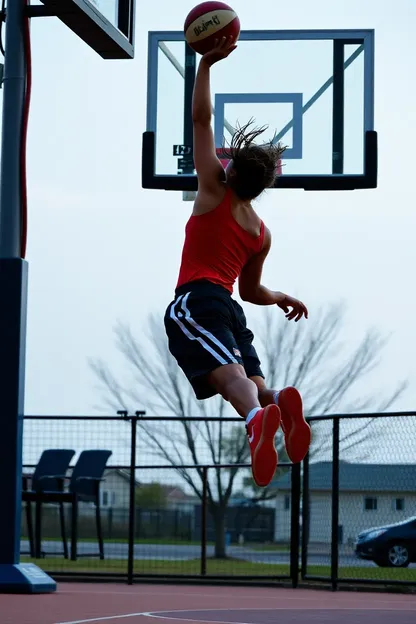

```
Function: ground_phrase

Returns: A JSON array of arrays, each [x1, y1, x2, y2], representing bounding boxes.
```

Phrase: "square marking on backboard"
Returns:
[[214, 93, 303, 159]]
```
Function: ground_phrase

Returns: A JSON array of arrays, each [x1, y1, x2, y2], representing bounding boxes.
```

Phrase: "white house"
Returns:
[[100, 469, 131, 508], [274, 462, 416, 545], [99, 469, 197, 510]]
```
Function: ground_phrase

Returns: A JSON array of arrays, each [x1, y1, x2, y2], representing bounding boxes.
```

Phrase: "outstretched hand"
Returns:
[[275, 292, 308, 322], [201, 36, 237, 66]]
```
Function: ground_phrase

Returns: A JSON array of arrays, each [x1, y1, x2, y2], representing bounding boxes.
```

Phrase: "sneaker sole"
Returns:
[[279, 387, 311, 464], [252, 404, 281, 487]]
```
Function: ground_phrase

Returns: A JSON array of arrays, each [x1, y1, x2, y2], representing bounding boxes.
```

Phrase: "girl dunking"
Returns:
[[164, 37, 311, 487]]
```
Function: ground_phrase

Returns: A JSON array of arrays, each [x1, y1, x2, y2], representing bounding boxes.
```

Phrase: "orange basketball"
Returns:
[[184, 2, 240, 55]]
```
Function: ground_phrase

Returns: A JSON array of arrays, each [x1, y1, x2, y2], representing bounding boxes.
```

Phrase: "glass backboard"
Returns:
[[142, 30, 377, 192]]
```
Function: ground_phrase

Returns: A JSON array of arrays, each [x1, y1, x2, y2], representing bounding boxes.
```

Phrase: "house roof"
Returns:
[[274, 462, 416, 493], [108, 470, 194, 501], [160, 485, 189, 501], [107, 469, 140, 486]]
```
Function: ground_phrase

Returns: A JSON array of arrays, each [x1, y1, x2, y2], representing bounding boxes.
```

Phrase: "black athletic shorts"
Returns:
[[164, 280, 264, 400]]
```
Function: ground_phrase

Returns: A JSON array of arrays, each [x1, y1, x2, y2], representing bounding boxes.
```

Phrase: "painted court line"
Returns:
[[55, 614, 146, 624], [55, 607, 416, 624], [143, 614, 252, 624], [143, 608, 416, 623], [55, 612, 262, 624]]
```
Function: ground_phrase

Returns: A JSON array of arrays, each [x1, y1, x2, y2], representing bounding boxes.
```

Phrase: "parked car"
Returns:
[[355, 516, 416, 567]]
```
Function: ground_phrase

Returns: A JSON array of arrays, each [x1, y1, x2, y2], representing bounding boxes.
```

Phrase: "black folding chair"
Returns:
[[22, 449, 75, 558], [26, 450, 112, 561]]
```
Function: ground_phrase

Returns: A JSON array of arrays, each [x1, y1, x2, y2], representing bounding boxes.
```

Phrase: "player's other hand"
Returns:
[[201, 36, 237, 66], [275, 292, 308, 322]]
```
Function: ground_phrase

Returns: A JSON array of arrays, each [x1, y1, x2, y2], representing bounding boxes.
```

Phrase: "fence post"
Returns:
[[331, 418, 340, 591], [290, 462, 301, 588], [128, 414, 137, 585], [118, 410, 145, 585], [301, 448, 310, 580], [200, 467, 208, 576]]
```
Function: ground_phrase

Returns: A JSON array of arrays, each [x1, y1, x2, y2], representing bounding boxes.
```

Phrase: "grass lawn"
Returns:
[[306, 565, 416, 582], [21, 556, 288, 576], [21, 556, 416, 582]]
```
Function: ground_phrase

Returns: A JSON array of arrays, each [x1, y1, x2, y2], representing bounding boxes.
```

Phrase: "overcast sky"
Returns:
[[1, 0, 414, 424]]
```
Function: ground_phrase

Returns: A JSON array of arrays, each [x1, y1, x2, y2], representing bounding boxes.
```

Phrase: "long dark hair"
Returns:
[[222, 120, 286, 200]]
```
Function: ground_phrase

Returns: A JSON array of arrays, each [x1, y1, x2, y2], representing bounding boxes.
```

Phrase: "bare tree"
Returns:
[[90, 304, 406, 557], [255, 304, 406, 461]]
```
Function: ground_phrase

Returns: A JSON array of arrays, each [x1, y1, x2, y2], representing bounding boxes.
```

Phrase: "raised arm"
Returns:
[[192, 38, 237, 195], [239, 228, 309, 321]]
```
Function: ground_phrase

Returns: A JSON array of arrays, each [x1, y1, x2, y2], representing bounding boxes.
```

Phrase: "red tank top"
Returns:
[[176, 188, 265, 294]]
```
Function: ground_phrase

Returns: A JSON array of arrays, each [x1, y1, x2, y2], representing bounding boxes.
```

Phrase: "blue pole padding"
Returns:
[[0, 0, 55, 593]]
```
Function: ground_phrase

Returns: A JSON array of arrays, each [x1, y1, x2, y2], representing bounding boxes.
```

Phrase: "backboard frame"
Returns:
[[142, 29, 377, 192], [38, 0, 135, 59]]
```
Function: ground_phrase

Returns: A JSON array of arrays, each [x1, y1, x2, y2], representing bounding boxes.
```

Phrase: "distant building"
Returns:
[[274, 462, 416, 544], [99, 469, 197, 510]]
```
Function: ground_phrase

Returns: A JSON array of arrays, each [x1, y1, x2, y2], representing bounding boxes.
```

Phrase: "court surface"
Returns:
[[1, 583, 415, 624]]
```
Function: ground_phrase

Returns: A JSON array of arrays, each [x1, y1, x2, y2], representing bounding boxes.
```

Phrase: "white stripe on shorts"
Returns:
[[169, 293, 237, 366], [181, 292, 238, 364]]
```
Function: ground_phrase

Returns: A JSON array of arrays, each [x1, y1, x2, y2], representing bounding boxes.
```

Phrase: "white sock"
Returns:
[[246, 407, 262, 424], [273, 391, 280, 405]]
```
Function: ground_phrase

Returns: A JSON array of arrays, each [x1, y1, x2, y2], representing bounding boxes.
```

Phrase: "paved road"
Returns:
[[21, 540, 384, 568]]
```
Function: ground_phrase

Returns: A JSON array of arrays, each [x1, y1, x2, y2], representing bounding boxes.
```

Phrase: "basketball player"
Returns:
[[164, 37, 311, 487]]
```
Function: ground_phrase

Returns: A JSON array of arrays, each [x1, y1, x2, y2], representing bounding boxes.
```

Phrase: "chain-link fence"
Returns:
[[21, 411, 416, 588], [21, 414, 298, 584], [301, 412, 416, 589]]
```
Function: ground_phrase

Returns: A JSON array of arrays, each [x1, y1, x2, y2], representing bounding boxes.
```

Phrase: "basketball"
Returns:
[[184, 2, 240, 55]]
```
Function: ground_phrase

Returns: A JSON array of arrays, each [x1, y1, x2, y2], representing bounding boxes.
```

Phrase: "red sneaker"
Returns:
[[247, 405, 281, 487], [278, 387, 311, 464]]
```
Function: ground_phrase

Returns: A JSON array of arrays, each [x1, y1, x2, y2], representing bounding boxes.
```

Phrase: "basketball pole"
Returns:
[[0, 0, 55, 593]]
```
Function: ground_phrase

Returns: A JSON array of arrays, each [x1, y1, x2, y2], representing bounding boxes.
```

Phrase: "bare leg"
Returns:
[[208, 364, 260, 418], [249, 375, 277, 406], [208, 366, 281, 487]]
